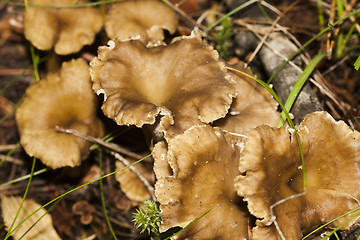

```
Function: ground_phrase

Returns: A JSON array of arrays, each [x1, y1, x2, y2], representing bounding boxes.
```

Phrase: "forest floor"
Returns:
[[0, 0, 360, 239]]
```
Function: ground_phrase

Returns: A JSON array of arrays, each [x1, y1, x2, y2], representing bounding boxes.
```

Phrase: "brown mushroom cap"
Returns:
[[16, 58, 104, 169], [105, 0, 178, 41], [235, 111, 360, 239], [90, 30, 237, 139], [154, 125, 249, 239], [115, 158, 155, 202], [214, 61, 279, 134], [1, 195, 61, 240], [24, 0, 103, 55]]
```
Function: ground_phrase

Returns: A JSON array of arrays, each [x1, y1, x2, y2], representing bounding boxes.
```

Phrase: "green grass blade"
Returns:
[[202, 0, 257, 34], [277, 52, 327, 127], [4, 154, 151, 240], [336, 0, 344, 19], [227, 66, 306, 190], [163, 209, 213, 240], [5, 157, 36, 239], [99, 150, 118, 240], [267, 7, 360, 84], [303, 206, 360, 239], [18, 199, 61, 240], [354, 54, 360, 70], [316, 0, 325, 30], [0, 168, 48, 187], [0, 142, 20, 166]]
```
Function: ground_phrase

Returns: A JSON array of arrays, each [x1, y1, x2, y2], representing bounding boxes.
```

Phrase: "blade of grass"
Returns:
[[226, 66, 306, 190], [18, 198, 61, 240], [0, 95, 24, 125], [0, 142, 20, 166], [4, 154, 151, 240], [163, 209, 213, 240], [202, 0, 257, 34], [267, 7, 360, 84], [316, 0, 325, 30], [0, 168, 48, 187], [303, 206, 360, 239], [5, 157, 36, 239], [354, 54, 360, 70], [277, 52, 327, 127], [321, 210, 360, 240], [99, 150, 118, 240]]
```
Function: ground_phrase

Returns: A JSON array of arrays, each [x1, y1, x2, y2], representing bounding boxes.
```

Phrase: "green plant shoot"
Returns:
[[215, 17, 233, 61], [133, 200, 161, 240]]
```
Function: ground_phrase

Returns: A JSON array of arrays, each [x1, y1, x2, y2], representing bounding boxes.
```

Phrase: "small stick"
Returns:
[[112, 152, 155, 201], [55, 126, 145, 160]]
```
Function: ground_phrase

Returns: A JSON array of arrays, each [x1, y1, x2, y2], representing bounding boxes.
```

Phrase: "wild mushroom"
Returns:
[[24, 0, 103, 55], [214, 61, 279, 134], [115, 157, 155, 202], [105, 0, 178, 41], [235, 111, 360, 239], [16, 58, 104, 169], [154, 125, 249, 239], [90, 30, 237, 140], [1, 195, 61, 240]]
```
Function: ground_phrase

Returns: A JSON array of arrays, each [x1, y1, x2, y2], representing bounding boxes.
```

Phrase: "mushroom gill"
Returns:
[[16, 58, 104, 169], [235, 111, 360, 239], [154, 125, 249, 239], [90, 30, 237, 139]]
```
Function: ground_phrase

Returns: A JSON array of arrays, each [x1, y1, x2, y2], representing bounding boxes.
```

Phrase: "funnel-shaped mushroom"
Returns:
[[16, 59, 104, 169], [235, 111, 360, 239], [215, 62, 279, 134], [154, 125, 249, 239], [105, 0, 178, 41], [24, 0, 103, 55], [90, 31, 236, 139]]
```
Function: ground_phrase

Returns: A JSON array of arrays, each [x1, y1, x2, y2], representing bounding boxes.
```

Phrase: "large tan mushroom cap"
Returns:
[[16, 59, 104, 169], [235, 111, 360, 239], [105, 0, 178, 41], [90, 31, 237, 139], [154, 125, 248, 239], [24, 0, 103, 55], [215, 62, 279, 134]]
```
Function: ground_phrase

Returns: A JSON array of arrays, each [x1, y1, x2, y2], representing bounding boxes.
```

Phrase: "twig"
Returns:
[[0, 144, 20, 152], [247, 0, 301, 65], [55, 126, 145, 160], [111, 152, 155, 201], [0, 154, 23, 165]]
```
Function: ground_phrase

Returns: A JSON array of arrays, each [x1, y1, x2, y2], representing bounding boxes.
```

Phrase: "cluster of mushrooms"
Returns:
[[14, 0, 360, 239]]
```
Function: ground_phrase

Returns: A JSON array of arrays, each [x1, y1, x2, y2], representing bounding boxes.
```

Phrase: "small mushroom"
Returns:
[[105, 0, 178, 41], [90, 30, 237, 139], [24, 0, 103, 55], [115, 158, 155, 202], [72, 200, 95, 225], [235, 111, 360, 239], [214, 61, 279, 134], [154, 125, 249, 239], [16, 58, 104, 169]]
